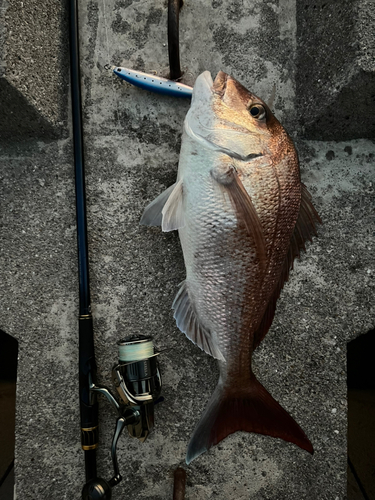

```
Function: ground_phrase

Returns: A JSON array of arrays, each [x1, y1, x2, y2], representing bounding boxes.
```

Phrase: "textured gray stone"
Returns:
[[0, 0, 69, 139], [2, 135, 374, 500], [0, 0, 374, 499], [296, 0, 375, 140]]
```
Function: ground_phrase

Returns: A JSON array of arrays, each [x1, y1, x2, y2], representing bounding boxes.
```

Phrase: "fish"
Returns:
[[140, 70, 321, 464]]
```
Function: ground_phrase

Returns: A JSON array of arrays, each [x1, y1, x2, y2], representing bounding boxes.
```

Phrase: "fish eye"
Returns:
[[249, 104, 266, 120]]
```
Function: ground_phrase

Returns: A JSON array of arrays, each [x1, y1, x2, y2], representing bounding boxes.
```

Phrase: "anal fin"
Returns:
[[172, 281, 224, 361]]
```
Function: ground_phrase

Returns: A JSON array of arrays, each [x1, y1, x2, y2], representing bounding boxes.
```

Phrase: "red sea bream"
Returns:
[[141, 70, 321, 463]]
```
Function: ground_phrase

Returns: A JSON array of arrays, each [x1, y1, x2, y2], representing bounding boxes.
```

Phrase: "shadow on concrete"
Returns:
[[303, 70, 375, 141], [0, 0, 69, 141], [0, 79, 58, 140]]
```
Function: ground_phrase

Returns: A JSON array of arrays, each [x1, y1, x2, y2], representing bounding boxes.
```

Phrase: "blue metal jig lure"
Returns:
[[113, 67, 193, 98]]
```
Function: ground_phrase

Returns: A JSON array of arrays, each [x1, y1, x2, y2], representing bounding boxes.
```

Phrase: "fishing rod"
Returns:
[[69, 0, 162, 498], [69, 0, 99, 485]]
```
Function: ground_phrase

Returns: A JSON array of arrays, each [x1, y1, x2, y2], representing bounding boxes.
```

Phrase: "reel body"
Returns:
[[82, 335, 162, 500], [113, 335, 162, 441]]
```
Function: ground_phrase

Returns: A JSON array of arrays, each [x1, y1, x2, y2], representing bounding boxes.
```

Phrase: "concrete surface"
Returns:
[[0, 0, 374, 499], [0, 0, 69, 138], [296, 0, 375, 140]]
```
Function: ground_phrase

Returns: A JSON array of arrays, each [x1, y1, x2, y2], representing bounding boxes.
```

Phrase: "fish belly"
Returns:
[[177, 156, 267, 362]]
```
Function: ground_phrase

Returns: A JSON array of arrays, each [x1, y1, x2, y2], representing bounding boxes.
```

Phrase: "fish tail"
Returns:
[[186, 375, 313, 464]]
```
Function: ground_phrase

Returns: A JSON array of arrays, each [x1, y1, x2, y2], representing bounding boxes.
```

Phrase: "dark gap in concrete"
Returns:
[[0, 329, 18, 500], [347, 329, 375, 499], [0, 460, 14, 489], [347, 329, 375, 390]]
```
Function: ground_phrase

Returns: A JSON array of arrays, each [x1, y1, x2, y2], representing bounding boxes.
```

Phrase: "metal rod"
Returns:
[[173, 467, 186, 500], [69, 0, 99, 483], [168, 0, 183, 80]]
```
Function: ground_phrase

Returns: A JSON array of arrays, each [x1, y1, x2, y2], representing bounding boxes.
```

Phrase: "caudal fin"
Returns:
[[186, 375, 313, 464]]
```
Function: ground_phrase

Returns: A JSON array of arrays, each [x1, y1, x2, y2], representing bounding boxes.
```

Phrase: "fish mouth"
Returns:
[[212, 71, 228, 97]]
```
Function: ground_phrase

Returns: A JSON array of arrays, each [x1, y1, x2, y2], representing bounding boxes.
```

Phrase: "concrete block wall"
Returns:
[[0, 1, 374, 499]]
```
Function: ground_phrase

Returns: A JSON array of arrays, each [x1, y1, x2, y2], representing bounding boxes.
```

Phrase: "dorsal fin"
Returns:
[[253, 183, 322, 350]]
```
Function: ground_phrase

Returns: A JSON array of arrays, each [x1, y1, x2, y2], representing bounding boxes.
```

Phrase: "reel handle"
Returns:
[[82, 409, 140, 499]]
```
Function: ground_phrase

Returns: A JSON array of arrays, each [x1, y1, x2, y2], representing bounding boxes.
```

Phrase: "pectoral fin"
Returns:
[[161, 179, 185, 232], [140, 183, 176, 227], [140, 179, 185, 231], [211, 164, 266, 269]]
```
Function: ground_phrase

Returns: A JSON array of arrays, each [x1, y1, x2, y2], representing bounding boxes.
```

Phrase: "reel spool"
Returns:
[[112, 335, 162, 441]]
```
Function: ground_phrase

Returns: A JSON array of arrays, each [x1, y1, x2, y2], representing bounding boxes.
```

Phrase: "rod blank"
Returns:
[[69, 0, 98, 483]]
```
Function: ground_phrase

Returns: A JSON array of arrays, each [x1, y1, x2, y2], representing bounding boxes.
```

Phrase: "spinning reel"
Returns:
[[82, 335, 162, 500]]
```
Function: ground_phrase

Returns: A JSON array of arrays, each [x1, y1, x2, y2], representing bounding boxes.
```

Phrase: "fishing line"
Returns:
[[118, 337, 155, 362], [101, 0, 121, 133]]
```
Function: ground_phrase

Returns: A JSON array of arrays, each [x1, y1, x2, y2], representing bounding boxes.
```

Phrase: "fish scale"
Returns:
[[180, 162, 261, 357], [141, 70, 321, 463]]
